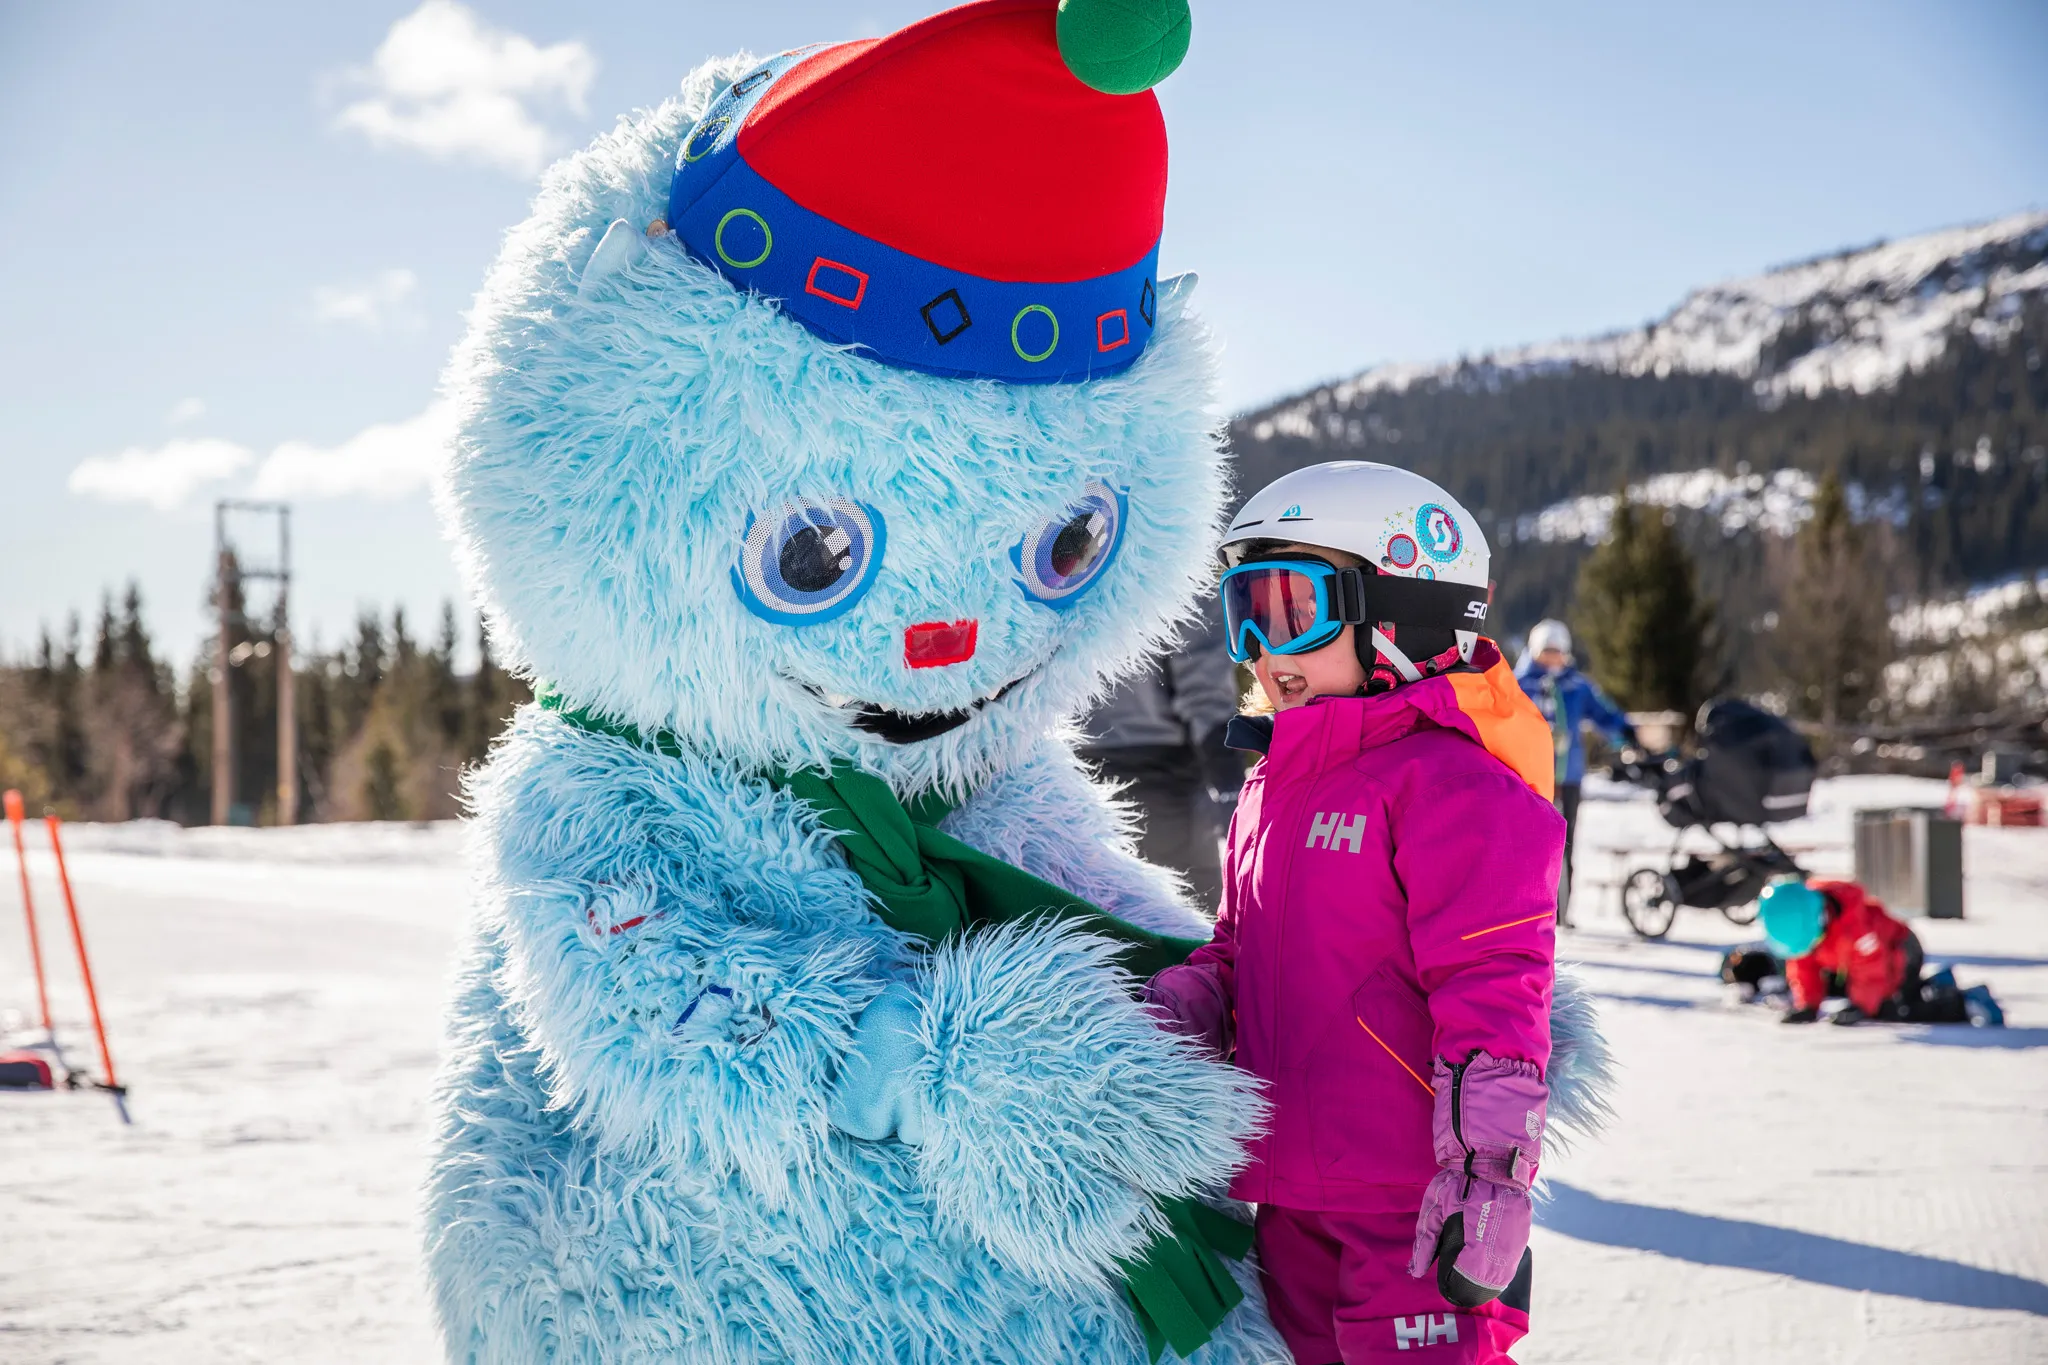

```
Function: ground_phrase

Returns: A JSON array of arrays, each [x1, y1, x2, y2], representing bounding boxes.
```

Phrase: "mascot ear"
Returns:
[[578, 218, 649, 299], [1159, 270, 1198, 317]]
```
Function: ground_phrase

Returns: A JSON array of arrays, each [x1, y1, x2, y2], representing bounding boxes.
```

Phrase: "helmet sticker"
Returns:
[[1416, 503, 1462, 563], [1384, 533, 1418, 570]]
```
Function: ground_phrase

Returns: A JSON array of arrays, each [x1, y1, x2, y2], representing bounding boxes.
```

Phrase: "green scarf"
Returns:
[[539, 692, 1251, 1361], [769, 763, 1209, 981]]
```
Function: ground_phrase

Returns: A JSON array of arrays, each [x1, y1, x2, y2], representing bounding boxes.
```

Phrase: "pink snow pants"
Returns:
[[1256, 1205, 1527, 1364]]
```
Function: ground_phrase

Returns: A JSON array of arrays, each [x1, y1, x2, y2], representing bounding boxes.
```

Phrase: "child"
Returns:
[[1146, 461, 1564, 1364], [1759, 878, 1918, 1025]]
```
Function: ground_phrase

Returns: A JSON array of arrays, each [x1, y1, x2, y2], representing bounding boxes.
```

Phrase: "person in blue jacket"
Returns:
[[1516, 620, 1636, 925]]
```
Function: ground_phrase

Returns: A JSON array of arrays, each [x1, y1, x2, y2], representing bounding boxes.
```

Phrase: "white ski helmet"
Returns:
[[1222, 460, 1492, 681], [1527, 618, 1573, 661]]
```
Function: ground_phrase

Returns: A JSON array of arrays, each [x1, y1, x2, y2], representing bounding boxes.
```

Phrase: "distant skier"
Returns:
[[1514, 620, 1635, 924], [1760, 878, 1918, 1026]]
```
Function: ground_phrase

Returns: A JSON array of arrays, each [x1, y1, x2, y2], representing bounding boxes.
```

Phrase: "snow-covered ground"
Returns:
[[1, 778, 2044, 1362], [1535, 775, 2048, 1363], [0, 821, 467, 1362]]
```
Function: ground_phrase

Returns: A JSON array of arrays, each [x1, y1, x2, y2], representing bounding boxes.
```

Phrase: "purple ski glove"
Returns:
[[1408, 1051, 1546, 1307], [1141, 961, 1232, 1057]]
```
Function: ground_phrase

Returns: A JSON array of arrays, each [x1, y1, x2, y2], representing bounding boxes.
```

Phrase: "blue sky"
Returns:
[[3, 0, 2045, 664]]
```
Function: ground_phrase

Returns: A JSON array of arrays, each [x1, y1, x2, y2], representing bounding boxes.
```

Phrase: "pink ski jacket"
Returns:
[[1151, 644, 1564, 1213]]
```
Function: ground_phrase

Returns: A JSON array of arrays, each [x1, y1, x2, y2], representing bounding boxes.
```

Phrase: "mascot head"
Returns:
[[440, 0, 1221, 793]]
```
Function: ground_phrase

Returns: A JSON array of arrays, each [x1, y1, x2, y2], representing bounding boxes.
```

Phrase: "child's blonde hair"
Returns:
[[1239, 667, 1273, 716]]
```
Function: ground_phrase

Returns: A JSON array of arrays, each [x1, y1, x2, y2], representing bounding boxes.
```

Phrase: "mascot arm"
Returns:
[[482, 722, 892, 1204], [498, 871, 882, 1202], [834, 920, 1264, 1290], [942, 740, 1216, 942]]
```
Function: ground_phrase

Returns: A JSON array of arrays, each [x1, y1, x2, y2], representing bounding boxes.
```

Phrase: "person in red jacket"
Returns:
[[1762, 879, 1916, 1025]]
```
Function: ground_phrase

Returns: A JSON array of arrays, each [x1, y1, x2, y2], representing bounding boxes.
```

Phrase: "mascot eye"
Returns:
[[732, 498, 886, 624], [1012, 481, 1127, 609]]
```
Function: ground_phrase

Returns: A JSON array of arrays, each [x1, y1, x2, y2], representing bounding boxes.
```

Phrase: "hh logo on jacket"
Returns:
[[1305, 811, 1368, 853], [1393, 1314, 1459, 1349]]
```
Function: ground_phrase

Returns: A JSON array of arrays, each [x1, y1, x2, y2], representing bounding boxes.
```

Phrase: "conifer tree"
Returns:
[[1572, 492, 1720, 719], [2, 592, 530, 824], [83, 581, 181, 819], [1776, 470, 1894, 724]]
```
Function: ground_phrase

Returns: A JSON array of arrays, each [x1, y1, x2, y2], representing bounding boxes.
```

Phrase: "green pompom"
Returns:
[[1056, 0, 1192, 96]]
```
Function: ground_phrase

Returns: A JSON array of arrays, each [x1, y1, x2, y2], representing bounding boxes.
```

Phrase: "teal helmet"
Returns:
[[1759, 879, 1827, 958]]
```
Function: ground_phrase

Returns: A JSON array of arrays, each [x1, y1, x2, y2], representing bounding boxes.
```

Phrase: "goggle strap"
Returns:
[[1333, 567, 1367, 626], [1334, 569, 1491, 633]]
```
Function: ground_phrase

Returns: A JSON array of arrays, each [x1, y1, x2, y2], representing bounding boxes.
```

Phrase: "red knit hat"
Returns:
[[665, 0, 1189, 383]]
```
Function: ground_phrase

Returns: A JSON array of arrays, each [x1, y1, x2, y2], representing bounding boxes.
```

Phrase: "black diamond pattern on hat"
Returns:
[[731, 68, 774, 97], [921, 288, 972, 344], [1139, 278, 1156, 327]]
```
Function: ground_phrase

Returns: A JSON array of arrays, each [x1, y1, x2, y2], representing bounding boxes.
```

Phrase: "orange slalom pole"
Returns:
[[3, 790, 54, 1036], [45, 814, 120, 1096]]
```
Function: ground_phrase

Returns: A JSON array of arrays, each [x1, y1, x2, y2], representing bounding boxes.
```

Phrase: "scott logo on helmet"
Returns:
[[1417, 503, 1462, 562]]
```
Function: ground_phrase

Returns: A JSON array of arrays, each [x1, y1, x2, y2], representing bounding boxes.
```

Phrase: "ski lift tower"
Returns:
[[212, 500, 295, 826]]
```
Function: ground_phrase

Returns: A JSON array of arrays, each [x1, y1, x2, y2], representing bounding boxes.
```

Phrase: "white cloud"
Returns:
[[166, 397, 207, 425], [69, 403, 454, 512], [67, 438, 254, 511], [332, 1, 596, 176], [312, 268, 421, 330], [250, 401, 455, 501]]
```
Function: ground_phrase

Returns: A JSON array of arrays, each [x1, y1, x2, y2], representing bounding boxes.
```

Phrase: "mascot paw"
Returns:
[[909, 921, 1264, 1289], [827, 982, 930, 1144]]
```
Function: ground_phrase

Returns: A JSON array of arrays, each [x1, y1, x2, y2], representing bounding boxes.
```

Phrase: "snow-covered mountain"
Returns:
[[1229, 210, 2048, 688], [1248, 209, 2048, 446]]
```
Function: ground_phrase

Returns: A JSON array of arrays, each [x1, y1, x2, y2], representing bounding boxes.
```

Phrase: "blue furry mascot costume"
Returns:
[[424, 3, 1610, 1360]]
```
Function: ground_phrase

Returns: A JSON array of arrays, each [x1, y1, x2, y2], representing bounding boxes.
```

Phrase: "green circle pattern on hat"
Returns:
[[1056, 0, 1192, 95]]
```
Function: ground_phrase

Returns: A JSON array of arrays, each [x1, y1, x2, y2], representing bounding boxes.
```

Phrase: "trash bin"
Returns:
[[1853, 808, 1964, 919], [1982, 750, 2028, 785]]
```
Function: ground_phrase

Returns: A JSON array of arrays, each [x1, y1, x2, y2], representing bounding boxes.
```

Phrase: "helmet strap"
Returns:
[[1368, 627, 1424, 684], [1358, 623, 1475, 696]]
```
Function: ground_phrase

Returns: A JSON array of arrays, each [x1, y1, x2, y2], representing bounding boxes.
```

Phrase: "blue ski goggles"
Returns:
[[1220, 558, 1493, 664]]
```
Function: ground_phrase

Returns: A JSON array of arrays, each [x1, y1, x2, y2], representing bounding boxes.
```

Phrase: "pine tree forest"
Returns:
[[0, 586, 528, 826]]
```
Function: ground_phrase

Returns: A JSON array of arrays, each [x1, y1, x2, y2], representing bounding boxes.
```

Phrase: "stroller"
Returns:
[[1610, 698, 1818, 940]]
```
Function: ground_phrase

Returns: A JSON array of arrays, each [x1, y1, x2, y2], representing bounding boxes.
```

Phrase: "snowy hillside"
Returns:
[[1887, 571, 2048, 713], [1508, 464, 1927, 546], [1251, 209, 2048, 443], [1228, 209, 2048, 670]]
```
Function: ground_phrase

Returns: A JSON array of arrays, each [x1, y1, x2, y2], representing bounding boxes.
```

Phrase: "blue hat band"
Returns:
[[667, 55, 1158, 384]]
